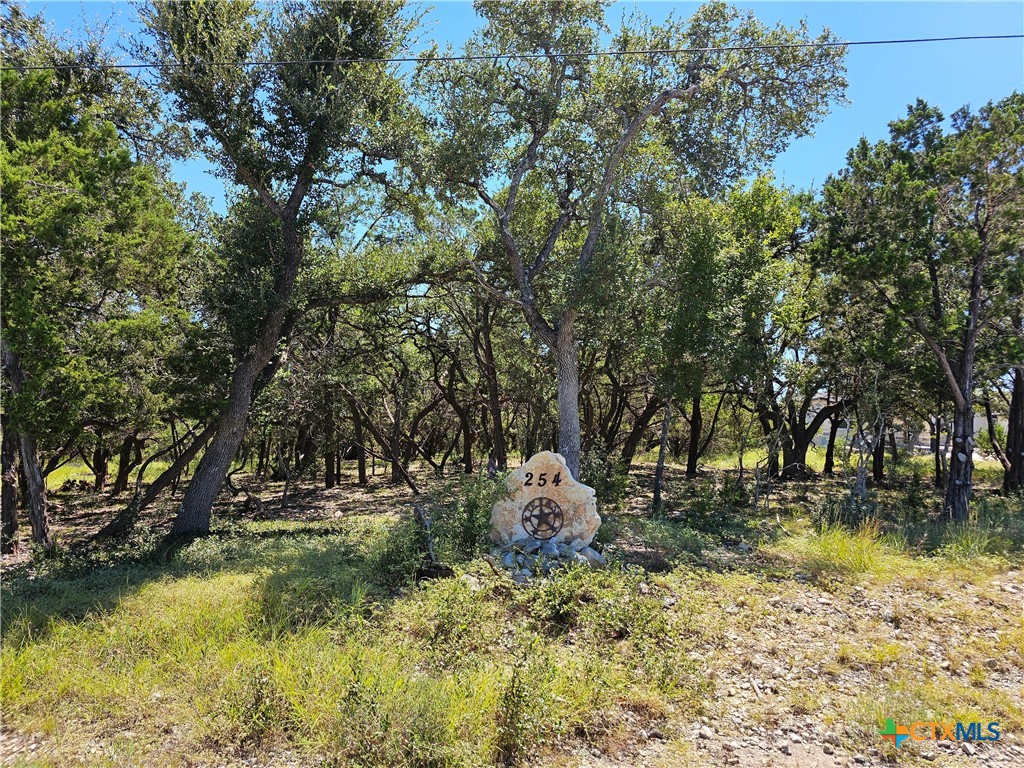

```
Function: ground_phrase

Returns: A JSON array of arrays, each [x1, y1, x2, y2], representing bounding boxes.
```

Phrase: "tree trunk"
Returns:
[[19, 431, 52, 553], [619, 395, 663, 472], [256, 433, 270, 479], [461, 413, 474, 474], [757, 407, 781, 479], [295, 424, 315, 475], [171, 374, 256, 536], [390, 397, 404, 483], [653, 402, 671, 513], [872, 437, 885, 486], [324, 403, 336, 489], [342, 393, 368, 486], [933, 413, 945, 488], [92, 443, 110, 492], [982, 396, 1010, 472], [278, 441, 292, 509], [354, 420, 367, 486], [939, 315, 977, 521], [1004, 366, 1023, 492], [779, 436, 809, 481], [523, 406, 537, 461], [324, 450, 336, 488], [138, 423, 216, 507], [169, 213, 305, 538], [342, 388, 418, 493], [111, 433, 138, 496], [686, 392, 702, 478], [778, 398, 847, 481], [945, 400, 974, 521], [482, 340, 507, 471], [97, 421, 218, 539], [2, 415, 19, 554], [1, 339, 53, 553], [554, 321, 581, 480], [823, 416, 840, 476]]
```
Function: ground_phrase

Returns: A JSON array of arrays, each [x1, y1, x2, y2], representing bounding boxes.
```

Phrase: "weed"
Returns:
[[435, 474, 510, 561], [580, 447, 627, 511], [492, 641, 542, 767], [526, 566, 666, 642], [814, 487, 879, 531], [641, 519, 713, 563], [773, 522, 905, 581], [367, 519, 428, 590]]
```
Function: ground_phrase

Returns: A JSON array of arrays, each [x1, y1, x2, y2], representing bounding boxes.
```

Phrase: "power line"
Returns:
[[3, 34, 1022, 72]]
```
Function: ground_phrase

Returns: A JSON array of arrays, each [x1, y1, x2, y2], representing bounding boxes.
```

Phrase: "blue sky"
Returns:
[[28, 1, 1024, 212]]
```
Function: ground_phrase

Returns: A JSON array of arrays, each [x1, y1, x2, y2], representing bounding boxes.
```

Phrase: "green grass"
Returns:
[[4, 468, 1022, 767], [0, 521, 713, 767], [643, 446, 1007, 487], [45, 459, 173, 492], [701, 445, 830, 473], [639, 518, 714, 563], [767, 521, 916, 582]]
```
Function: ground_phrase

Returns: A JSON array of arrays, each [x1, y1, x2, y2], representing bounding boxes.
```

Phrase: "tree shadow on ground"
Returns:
[[607, 464, 821, 579], [0, 483, 438, 650]]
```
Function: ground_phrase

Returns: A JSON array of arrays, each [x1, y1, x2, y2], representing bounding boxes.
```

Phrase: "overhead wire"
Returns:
[[2, 34, 1022, 72]]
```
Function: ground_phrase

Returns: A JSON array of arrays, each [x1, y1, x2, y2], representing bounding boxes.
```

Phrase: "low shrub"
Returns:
[[367, 519, 428, 591], [814, 486, 879, 531], [641, 518, 713, 563], [434, 474, 510, 561], [580, 447, 627, 511]]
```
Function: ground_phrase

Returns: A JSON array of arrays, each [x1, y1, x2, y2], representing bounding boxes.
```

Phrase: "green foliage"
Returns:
[[811, 481, 1024, 563], [1, 3, 1018, 759], [434, 475, 510, 561], [1, 6, 199, 469], [492, 643, 546, 768], [1, 514, 719, 767], [580, 447, 627, 511], [814, 487, 880, 530], [781, 522, 905, 581], [935, 496, 1024, 560], [260, 567, 374, 636], [937, 523, 1004, 563], [367, 519, 428, 591], [977, 423, 1008, 457], [143, 0, 415, 187], [641, 519, 714, 563], [527, 565, 665, 641], [819, 94, 1024, 512]]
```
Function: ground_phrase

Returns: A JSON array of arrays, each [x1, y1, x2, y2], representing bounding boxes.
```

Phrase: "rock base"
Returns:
[[491, 537, 606, 583]]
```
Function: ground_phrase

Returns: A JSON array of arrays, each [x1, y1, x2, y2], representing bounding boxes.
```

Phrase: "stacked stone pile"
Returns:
[[489, 451, 605, 582], [491, 536, 606, 582]]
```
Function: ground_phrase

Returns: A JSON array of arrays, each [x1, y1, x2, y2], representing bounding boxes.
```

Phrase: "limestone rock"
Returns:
[[490, 451, 600, 547], [578, 545, 607, 569], [540, 540, 559, 557]]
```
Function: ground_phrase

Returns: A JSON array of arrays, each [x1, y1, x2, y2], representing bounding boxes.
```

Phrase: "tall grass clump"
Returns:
[[937, 522, 1002, 562], [434, 474, 510, 561], [814, 487, 879, 530], [933, 497, 1023, 561], [776, 521, 907, 582]]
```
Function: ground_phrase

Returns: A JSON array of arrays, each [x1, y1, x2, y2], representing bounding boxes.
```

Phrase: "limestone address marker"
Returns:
[[490, 451, 601, 548]]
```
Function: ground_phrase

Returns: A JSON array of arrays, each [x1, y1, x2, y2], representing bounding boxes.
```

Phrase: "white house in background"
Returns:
[[806, 399, 1007, 459]]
